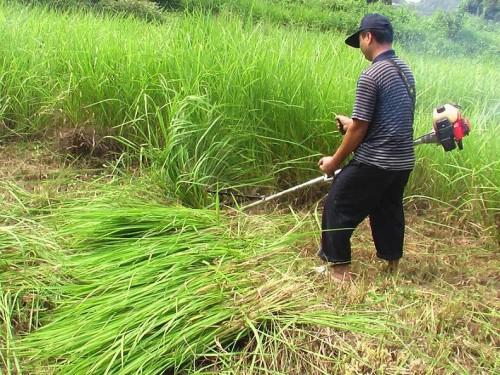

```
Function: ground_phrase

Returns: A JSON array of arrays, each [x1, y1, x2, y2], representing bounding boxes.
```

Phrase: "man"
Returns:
[[318, 13, 416, 281]]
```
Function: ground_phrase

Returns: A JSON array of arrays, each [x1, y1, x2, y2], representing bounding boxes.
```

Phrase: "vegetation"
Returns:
[[462, 0, 499, 21], [0, 1, 498, 220], [1, 154, 498, 373], [10, 0, 500, 56], [0, 0, 498, 373], [12, 0, 168, 21], [13, 188, 387, 373]]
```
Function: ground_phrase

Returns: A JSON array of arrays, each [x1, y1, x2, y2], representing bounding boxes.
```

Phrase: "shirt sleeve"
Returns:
[[351, 73, 377, 123]]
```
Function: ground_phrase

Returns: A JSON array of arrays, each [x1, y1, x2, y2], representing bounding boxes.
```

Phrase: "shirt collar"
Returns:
[[372, 49, 396, 64]]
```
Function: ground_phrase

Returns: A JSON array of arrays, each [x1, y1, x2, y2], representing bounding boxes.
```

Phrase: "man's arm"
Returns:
[[320, 72, 376, 175], [318, 118, 369, 175]]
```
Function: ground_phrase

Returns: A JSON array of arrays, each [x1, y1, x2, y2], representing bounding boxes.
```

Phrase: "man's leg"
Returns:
[[369, 170, 411, 270], [321, 161, 393, 277]]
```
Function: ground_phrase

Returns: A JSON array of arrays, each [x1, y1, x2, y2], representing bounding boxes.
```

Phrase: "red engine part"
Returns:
[[453, 113, 471, 142], [452, 114, 471, 150]]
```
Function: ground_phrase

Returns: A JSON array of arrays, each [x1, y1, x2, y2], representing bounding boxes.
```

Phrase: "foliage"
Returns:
[[11, 0, 93, 10], [0, 3, 498, 221], [10, 0, 166, 21], [152, 0, 182, 9], [8, 0, 499, 56], [431, 9, 465, 38], [179, 0, 498, 58], [98, 0, 165, 22], [461, 0, 499, 21]]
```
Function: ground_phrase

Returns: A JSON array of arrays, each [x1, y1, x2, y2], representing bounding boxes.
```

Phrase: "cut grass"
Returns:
[[0, 206, 64, 374], [0, 173, 498, 374], [15, 190, 387, 374]]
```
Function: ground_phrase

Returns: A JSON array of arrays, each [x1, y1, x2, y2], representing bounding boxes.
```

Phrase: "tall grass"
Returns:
[[0, 2, 498, 219]]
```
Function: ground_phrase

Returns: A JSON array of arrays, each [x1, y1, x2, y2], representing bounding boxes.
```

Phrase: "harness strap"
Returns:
[[385, 59, 416, 110]]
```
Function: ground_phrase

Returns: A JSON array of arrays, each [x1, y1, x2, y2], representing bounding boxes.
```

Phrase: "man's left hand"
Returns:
[[318, 156, 339, 176]]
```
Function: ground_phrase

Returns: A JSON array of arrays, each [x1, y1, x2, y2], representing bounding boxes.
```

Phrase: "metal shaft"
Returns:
[[241, 172, 337, 211], [413, 131, 438, 146]]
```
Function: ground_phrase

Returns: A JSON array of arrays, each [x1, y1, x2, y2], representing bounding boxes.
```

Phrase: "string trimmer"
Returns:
[[241, 104, 471, 210]]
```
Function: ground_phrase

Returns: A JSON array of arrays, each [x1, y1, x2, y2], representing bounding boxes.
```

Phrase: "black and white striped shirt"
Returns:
[[352, 50, 415, 171]]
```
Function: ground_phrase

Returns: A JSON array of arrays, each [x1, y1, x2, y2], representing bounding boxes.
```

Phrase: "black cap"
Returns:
[[345, 13, 393, 48]]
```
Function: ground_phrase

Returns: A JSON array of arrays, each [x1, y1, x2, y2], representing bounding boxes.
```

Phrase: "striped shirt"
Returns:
[[352, 49, 415, 171]]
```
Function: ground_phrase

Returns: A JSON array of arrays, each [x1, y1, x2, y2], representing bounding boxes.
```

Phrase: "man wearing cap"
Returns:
[[317, 14, 416, 281]]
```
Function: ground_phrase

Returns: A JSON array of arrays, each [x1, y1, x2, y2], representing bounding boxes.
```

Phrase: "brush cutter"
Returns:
[[240, 104, 471, 210]]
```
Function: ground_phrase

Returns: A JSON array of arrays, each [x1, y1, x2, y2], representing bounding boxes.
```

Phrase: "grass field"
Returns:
[[0, 2, 498, 217], [0, 1, 499, 373]]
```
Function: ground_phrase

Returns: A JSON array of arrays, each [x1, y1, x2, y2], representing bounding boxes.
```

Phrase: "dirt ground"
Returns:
[[0, 139, 115, 203]]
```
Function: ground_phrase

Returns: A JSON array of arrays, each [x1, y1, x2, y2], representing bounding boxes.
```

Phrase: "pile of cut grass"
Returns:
[[0, 200, 64, 374], [12, 189, 387, 374], [1, 174, 498, 374]]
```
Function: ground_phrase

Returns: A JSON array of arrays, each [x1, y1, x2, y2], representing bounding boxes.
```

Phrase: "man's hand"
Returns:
[[318, 156, 339, 176], [319, 118, 369, 176], [336, 115, 352, 135]]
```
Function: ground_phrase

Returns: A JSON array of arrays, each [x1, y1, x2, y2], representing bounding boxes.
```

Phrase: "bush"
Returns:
[[12, 0, 167, 21], [98, 0, 166, 22], [152, 0, 183, 10], [12, 0, 95, 10], [431, 10, 465, 39]]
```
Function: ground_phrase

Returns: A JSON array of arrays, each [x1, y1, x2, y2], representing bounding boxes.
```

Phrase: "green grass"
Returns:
[[0, 177, 497, 374], [0, 2, 498, 222], [0, 183, 387, 374], [0, 2, 498, 374], [13, 0, 500, 57], [0, 2, 358, 202]]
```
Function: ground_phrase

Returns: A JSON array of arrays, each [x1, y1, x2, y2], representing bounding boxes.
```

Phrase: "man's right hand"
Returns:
[[318, 156, 339, 176], [335, 115, 352, 135]]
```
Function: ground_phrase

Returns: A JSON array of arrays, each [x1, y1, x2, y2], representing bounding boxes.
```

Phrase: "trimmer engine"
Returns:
[[414, 104, 471, 151], [433, 104, 471, 151]]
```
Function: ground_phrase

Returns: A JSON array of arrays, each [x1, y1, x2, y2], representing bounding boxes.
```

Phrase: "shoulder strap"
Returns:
[[385, 59, 416, 109]]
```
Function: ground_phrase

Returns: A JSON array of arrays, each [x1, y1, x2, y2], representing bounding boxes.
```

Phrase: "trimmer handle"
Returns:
[[324, 169, 341, 182]]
